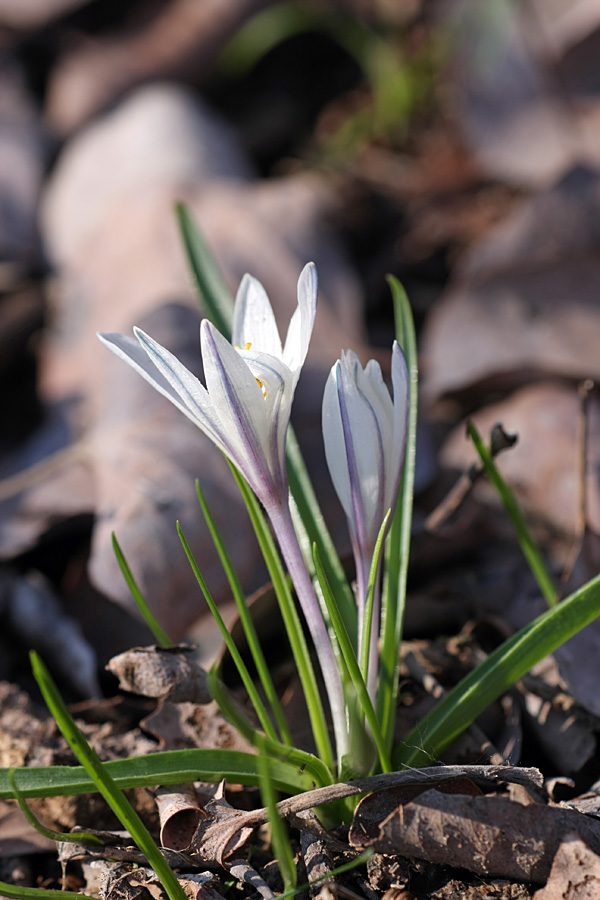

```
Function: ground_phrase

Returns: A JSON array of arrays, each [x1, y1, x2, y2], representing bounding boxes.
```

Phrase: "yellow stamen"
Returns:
[[235, 342, 266, 397]]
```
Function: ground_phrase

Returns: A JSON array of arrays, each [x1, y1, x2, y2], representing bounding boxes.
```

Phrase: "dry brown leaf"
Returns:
[[423, 168, 600, 406], [350, 788, 600, 884], [190, 784, 255, 866], [0, 0, 89, 30], [441, 382, 596, 539], [533, 833, 600, 899], [447, 0, 600, 187], [107, 646, 210, 704], [155, 785, 204, 852], [140, 700, 254, 755], [0, 801, 56, 855]]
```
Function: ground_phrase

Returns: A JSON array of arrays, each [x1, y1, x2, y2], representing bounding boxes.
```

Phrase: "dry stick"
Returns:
[[197, 765, 542, 866], [425, 424, 517, 533], [562, 379, 595, 582], [229, 861, 275, 900]]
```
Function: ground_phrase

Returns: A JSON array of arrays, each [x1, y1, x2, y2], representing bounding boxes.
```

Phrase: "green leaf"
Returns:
[[394, 571, 600, 768], [229, 463, 335, 772], [468, 421, 558, 607], [258, 755, 297, 893], [194, 480, 291, 745], [176, 204, 234, 338], [377, 278, 418, 754], [0, 883, 95, 900], [30, 653, 188, 900], [359, 510, 390, 687], [8, 768, 102, 846], [112, 533, 172, 647], [0, 749, 312, 800], [177, 520, 281, 743], [208, 667, 332, 787], [313, 545, 390, 774]]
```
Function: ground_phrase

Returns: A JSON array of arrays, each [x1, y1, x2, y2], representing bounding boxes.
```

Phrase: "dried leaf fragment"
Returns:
[[107, 646, 210, 704], [534, 833, 600, 899], [350, 788, 600, 884]]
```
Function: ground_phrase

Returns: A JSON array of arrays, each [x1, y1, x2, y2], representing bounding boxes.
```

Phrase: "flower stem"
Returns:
[[268, 500, 350, 764]]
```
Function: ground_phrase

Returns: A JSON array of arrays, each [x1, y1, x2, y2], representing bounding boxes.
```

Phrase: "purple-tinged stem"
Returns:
[[267, 500, 350, 761]]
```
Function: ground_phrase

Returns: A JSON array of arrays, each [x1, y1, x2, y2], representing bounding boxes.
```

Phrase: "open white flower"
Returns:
[[98, 263, 317, 512], [322, 342, 409, 594], [100, 263, 350, 755]]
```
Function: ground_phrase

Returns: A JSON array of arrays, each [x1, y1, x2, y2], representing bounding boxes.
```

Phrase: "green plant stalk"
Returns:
[[468, 420, 558, 607], [0, 750, 312, 799], [377, 278, 418, 754], [394, 571, 600, 768], [313, 546, 391, 774], [194, 480, 291, 745], [230, 464, 335, 772], [9, 769, 102, 846], [177, 520, 281, 744], [112, 533, 172, 647], [176, 205, 355, 637], [359, 511, 390, 694], [30, 653, 188, 900], [258, 755, 297, 893]]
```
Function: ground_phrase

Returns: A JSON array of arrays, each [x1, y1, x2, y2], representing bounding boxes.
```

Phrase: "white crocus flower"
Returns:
[[99, 263, 351, 763], [98, 263, 317, 512], [322, 342, 409, 696]]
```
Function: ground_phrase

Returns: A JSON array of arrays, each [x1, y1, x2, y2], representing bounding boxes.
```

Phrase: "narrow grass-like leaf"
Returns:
[[0, 750, 312, 800], [229, 463, 335, 772], [194, 480, 291, 745], [208, 667, 332, 787], [313, 546, 391, 773], [176, 203, 234, 338], [258, 755, 297, 893], [9, 769, 102, 846], [468, 421, 558, 607], [0, 883, 95, 900], [177, 521, 280, 742], [359, 511, 390, 686], [378, 278, 418, 754], [30, 653, 188, 900], [112, 533, 172, 648], [394, 571, 600, 768]]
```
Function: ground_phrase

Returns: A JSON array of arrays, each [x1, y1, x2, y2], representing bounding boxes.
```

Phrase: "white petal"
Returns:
[[201, 321, 275, 495], [98, 330, 226, 451], [239, 349, 296, 488], [388, 340, 409, 502], [338, 355, 386, 543], [283, 262, 317, 372], [322, 361, 353, 520], [232, 275, 283, 359], [130, 327, 230, 451]]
